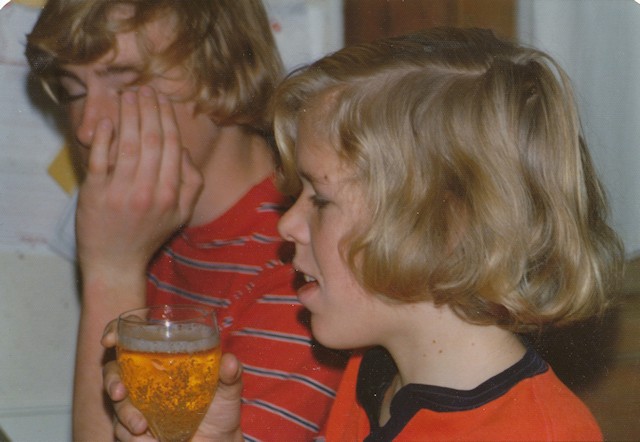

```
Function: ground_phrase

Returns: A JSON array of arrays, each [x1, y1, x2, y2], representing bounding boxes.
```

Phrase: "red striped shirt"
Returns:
[[147, 177, 346, 441]]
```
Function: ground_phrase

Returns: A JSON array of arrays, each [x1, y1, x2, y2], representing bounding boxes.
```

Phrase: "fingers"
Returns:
[[112, 86, 191, 216], [103, 360, 149, 437], [157, 93, 182, 198], [85, 118, 114, 181], [101, 319, 118, 348], [179, 149, 204, 222], [103, 360, 127, 402], [112, 91, 141, 185], [114, 422, 156, 442], [81, 86, 198, 259], [135, 87, 165, 199], [136, 88, 200, 224], [113, 400, 149, 437], [112, 86, 165, 196]]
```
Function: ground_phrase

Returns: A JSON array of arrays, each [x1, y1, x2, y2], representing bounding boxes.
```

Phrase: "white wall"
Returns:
[[0, 2, 79, 440], [0, 1, 343, 440], [518, 0, 640, 257], [0, 254, 79, 440]]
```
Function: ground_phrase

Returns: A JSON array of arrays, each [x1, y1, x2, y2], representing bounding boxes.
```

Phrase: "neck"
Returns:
[[384, 303, 526, 391], [378, 303, 526, 426], [189, 125, 274, 226]]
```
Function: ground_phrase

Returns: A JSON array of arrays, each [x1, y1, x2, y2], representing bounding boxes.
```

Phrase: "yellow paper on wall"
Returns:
[[47, 144, 78, 195], [10, 0, 47, 8]]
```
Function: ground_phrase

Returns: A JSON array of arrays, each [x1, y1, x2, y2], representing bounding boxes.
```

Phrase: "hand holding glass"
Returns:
[[117, 305, 221, 442]]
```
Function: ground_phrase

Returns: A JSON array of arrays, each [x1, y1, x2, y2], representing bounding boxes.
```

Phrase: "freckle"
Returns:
[[439, 349, 443, 354], [432, 340, 436, 344]]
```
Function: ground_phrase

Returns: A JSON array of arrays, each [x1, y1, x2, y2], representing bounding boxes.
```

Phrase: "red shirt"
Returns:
[[325, 346, 602, 441], [147, 177, 345, 441]]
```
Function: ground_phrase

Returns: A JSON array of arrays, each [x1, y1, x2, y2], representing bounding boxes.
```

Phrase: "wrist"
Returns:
[[80, 265, 147, 311], [192, 428, 243, 442]]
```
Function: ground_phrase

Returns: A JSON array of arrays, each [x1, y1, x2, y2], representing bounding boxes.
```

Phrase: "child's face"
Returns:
[[277, 104, 395, 350], [56, 4, 220, 173]]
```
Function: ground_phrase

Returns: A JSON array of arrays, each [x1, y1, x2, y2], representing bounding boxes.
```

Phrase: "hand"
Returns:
[[102, 322, 244, 442], [76, 86, 203, 283]]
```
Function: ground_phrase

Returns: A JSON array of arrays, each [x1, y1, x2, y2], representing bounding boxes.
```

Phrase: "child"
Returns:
[[269, 27, 623, 440], [26, 1, 344, 439]]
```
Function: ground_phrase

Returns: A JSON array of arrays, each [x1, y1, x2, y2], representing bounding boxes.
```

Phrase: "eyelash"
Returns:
[[49, 84, 85, 104], [53, 75, 141, 104], [62, 92, 85, 103], [310, 194, 329, 209]]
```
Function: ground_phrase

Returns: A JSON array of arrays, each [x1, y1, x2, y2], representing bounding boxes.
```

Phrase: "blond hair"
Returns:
[[26, 0, 283, 133], [273, 28, 623, 332]]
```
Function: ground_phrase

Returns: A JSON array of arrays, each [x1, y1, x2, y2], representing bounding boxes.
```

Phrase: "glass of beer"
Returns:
[[117, 305, 221, 442]]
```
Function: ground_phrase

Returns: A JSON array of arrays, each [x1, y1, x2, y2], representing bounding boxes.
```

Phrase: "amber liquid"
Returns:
[[117, 324, 221, 442]]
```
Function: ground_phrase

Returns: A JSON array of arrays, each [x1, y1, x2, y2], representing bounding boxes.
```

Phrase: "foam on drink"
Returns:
[[118, 322, 219, 353]]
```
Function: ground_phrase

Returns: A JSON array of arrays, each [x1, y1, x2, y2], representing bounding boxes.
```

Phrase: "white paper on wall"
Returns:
[[265, 0, 344, 72]]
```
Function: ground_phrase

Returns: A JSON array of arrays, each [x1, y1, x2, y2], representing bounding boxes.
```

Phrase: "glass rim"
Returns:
[[118, 304, 217, 324]]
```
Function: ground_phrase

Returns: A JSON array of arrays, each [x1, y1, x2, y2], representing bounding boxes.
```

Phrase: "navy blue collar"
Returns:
[[357, 344, 548, 441]]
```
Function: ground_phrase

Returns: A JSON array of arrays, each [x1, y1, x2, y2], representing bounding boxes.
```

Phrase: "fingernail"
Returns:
[[140, 85, 153, 97], [107, 380, 118, 397]]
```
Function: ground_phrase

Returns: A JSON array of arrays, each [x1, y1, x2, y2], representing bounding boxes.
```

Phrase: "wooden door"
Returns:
[[344, 0, 516, 45]]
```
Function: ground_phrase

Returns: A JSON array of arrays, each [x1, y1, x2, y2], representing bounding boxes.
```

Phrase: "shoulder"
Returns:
[[439, 366, 603, 441], [393, 348, 603, 441], [522, 367, 603, 440], [242, 176, 291, 211], [324, 353, 370, 441]]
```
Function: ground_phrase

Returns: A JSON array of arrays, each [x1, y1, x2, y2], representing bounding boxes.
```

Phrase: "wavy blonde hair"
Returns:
[[26, 0, 283, 133], [273, 28, 623, 332]]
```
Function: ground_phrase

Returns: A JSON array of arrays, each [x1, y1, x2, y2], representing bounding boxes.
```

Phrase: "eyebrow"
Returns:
[[298, 168, 319, 183], [98, 64, 142, 77], [298, 166, 334, 187], [55, 63, 142, 81]]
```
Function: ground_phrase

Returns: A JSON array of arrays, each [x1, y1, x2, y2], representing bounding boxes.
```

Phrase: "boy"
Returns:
[[272, 27, 623, 440], [26, 1, 344, 440]]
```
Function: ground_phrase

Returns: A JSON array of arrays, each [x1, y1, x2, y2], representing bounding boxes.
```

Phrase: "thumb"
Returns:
[[219, 353, 243, 387]]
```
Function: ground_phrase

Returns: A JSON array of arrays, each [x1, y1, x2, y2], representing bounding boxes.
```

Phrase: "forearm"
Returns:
[[72, 305, 114, 440], [72, 269, 147, 440]]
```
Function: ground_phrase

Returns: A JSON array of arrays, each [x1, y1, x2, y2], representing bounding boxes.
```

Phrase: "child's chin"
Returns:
[[310, 320, 355, 351]]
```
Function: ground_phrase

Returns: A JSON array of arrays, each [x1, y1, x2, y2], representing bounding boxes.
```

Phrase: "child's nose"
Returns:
[[278, 199, 309, 244], [74, 89, 118, 149]]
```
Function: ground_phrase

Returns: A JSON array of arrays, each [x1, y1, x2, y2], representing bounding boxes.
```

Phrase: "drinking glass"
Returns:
[[117, 305, 221, 442]]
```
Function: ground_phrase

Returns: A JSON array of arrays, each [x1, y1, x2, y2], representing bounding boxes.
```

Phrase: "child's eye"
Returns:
[[56, 88, 86, 103], [310, 194, 329, 209], [53, 78, 86, 103]]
